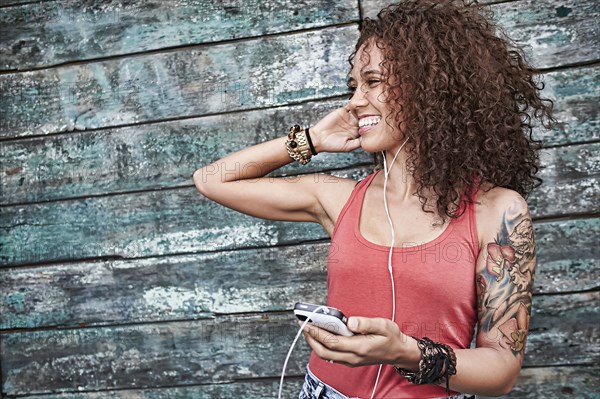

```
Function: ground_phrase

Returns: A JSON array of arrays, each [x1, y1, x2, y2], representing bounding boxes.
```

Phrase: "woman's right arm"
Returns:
[[192, 106, 361, 223]]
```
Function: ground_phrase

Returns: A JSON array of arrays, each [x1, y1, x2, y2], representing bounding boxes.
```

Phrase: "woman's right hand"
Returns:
[[310, 106, 361, 153]]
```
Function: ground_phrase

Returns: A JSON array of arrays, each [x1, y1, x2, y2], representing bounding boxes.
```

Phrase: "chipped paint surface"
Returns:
[[0, 26, 357, 139], [0, 98, 368, 204], [0, 0, 359, 70], [1, 313, 313, 394], [0, 241, 331, 328], [142, 286, 200, 314], [121, 223, 280, 257]]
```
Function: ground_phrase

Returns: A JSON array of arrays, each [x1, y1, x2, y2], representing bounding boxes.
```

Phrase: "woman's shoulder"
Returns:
[[316, 173, 363, 208], [476, 183, 529, 213], [311, 171, 376, 236], [474, 183, 531, 244]]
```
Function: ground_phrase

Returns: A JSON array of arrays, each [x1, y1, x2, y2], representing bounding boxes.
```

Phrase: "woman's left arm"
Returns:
[[302, 191, 536, 397], [438, 191, 537, 395]]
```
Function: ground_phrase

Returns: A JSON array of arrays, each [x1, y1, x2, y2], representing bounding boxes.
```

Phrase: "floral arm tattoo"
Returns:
[[476, 198, 536, 358]]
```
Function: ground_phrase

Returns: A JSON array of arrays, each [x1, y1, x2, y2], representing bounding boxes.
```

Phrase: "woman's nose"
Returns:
[[347, 86, 368, 112]]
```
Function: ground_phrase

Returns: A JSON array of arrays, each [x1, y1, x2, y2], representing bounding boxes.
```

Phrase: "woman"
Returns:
[[193, 0, 556, 398]]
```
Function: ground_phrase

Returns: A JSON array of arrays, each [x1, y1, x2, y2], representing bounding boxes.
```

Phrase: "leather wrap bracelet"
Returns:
[[394, 336, 457, 395]]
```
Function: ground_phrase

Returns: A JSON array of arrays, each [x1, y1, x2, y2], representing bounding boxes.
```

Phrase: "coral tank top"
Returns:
[[307, 169, 479, 398]]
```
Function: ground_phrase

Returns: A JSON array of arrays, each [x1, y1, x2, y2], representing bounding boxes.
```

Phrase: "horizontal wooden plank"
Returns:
[[0, 245, 331, 329], [361, 0, 599, 69], [529, 142, 599, 217], [0, 0, 358, 71], [481, 365, 600, 399], [1, 217, 596, 330], [9, 366, 600, 399], [0, 0, 50, 7], [533, 217, 600, 294], [525, 291, 600, 367], [1, 313, 313, 396], [10, 378, 306, 399], [2, 64, 597, 206], [536, 64, 599, 146], [2, 291, 597, 395], [1, 140, 597, 267], [490, 0, 599, 69], [0, 25, 358, 139], [0, 167, 370, 268], [0, 99, 372, 205]]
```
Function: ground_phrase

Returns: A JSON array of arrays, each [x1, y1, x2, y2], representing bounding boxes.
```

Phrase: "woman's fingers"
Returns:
[[301, 324, 348, 350], [347, 317, 394, 335], [299, 317, 407, 367], [302, 328, 358, 367]]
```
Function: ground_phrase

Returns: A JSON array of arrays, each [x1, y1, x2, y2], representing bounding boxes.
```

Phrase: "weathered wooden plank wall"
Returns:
[[0, 0, 598, 398]]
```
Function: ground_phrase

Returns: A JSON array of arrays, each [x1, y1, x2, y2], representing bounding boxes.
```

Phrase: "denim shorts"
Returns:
[[298, 366, 477, 399]]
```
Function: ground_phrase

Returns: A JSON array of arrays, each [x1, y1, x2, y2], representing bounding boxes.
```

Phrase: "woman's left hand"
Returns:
[[301, 316, 419, 368]]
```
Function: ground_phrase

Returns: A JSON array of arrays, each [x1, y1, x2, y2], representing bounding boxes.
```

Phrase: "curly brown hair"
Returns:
[[348, 0, 557, 225]]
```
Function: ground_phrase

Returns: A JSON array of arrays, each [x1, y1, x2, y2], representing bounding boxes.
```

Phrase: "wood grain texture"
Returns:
[[2, 291, 597, 395], [0, 99, 372, 205], [1, 141, 597, 267], [0, 0, 52, 7], [0, 167, 371, 267], [1, 63, 597, 205], [6, 0, 595, 71], [0, 25, 358, 139], [361, 0, 599, 69], [529, 142, 599, 217], [1, 313, 312, 396], [526, 291, 600, 367], [481, 365, 600, 399], [1, 217, 596, 330], [11, 378, 306, 399], [533, 217, 600, 294], [0, 244, 331, 329], [8, 366, 599, 398], [0, 0, 358, 71], [0, 365, 597, 397], [537, 64, 599, 146]]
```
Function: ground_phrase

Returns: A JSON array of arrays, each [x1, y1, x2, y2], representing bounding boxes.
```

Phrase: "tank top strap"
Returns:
[[463, 174, 481, 257], [330, 171, 379, 240]]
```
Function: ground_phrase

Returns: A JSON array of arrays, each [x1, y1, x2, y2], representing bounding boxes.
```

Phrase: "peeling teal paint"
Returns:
[[555, 6, 573, 18], [5, 291, 27, 313]]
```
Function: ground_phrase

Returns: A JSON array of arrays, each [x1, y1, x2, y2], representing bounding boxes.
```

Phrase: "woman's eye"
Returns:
[[346, 81, 378, 99]]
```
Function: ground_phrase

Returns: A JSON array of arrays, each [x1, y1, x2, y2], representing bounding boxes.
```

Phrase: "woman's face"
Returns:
[[347, 41, 405, 154]]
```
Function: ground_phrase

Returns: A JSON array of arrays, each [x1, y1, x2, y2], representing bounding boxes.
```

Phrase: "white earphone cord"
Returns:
[[278, 138, 409, 399], [369, 137, 409, 399], [278, 306, 328, 399]]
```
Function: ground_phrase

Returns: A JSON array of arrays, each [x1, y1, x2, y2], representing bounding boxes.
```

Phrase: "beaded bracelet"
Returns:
[[394, 336, 457, 395]]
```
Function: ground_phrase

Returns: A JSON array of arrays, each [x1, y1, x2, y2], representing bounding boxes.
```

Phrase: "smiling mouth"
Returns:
[[358, 116, 381, 134]]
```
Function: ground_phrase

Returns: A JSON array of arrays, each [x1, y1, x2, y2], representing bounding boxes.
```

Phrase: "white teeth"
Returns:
[[359, 116, 381, 128]]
